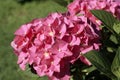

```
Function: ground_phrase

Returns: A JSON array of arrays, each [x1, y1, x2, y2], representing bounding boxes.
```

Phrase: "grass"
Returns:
[[0, 0, 66, 80]]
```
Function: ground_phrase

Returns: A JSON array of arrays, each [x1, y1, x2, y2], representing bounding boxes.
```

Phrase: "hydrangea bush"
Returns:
[[11, 0, 120, 80]]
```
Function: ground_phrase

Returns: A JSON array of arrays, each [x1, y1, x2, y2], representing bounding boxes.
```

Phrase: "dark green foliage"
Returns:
[[84, 50, 115, 78], [111, 47, 120, 79], [84, 10, 120, 80]]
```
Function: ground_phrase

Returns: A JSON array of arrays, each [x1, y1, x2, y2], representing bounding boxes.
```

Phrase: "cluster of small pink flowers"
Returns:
[[11, 12, 100, 80], [68, 0, 120, 25], [11, 0, 120, 80]]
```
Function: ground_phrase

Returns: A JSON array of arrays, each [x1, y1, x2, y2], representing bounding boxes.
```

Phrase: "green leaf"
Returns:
[[113, 23, 120, 34], [82, 66, 96, 74], [84, 50, 116, 79], [110, 35, 118, 44], [111, 47, 120, 78], [91, 10, 117, 33], [107, 47, 114, 52]]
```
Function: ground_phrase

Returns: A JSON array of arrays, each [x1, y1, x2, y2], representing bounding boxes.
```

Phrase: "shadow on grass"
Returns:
[[17, 0, 73, 7], [53, 0, 73, 7], [17, 0, 47, 5]]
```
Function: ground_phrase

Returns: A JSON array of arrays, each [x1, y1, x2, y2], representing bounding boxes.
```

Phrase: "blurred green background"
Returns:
[[0, 0, 67, 80]]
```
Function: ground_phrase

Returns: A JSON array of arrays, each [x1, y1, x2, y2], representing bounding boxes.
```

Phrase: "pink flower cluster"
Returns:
[[11, 12, 100, 80], [11, 0, 120, 80], [68, 0, 120, 24]]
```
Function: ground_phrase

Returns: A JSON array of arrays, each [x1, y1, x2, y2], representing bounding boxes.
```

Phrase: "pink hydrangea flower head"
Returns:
[[11, 11, 101, 79], [11, 13, 73, 80], [68, 0, 120, 23]]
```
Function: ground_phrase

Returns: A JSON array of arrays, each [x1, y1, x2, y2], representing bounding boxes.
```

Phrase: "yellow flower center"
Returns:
[[49, 31, 54, 37], [44, 52, 49, 57]]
